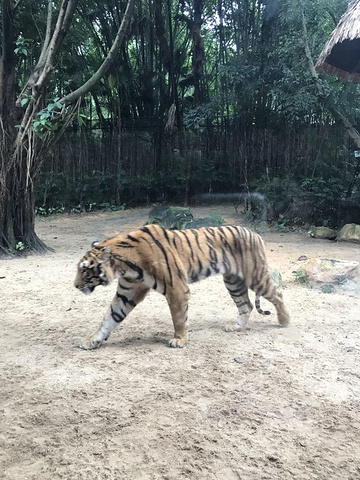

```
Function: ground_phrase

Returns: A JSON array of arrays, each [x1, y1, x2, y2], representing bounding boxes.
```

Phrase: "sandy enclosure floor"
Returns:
[[1, 205, 360, 480]]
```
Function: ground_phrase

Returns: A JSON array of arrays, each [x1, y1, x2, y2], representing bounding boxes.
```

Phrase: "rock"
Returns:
[[185, 214, 225, 229], [301, 258, 359, 284], [147, 206, 193, 229], [270, 268, 282, 287], [234, 357, 247, 364], [310, 226, 337, 240], [320, 283, 336, 294], [147, 206, 226, 230], [337, 224, 360, 244]]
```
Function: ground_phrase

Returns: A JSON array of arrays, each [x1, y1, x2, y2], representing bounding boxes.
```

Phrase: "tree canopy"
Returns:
[[1, 0, 359, 253]]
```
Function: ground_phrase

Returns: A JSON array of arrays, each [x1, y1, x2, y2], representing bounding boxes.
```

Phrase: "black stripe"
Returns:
[[191, 229, 204, 253], [111, 307, 125, 323], [218, 227, 236, 258], [163, 277, 167, 296], [127, 234, 140, 243], [182, 231, 195, 262], [121, 259, 144, 282], [207, 240, 219, 273], [237, 301, 251, 308], [141, 227, 173, 287], [172, 232, 179, 248], [117, 241, 135, 248], [162, 227, 171, 244], [190, 272, 199, 283], [118, 283, 131, 290], [229, 292, 246, 298], [153, 278, 157, 290], [224, 275, 240, 286], [117, 293, 136, 307], [221, 247, 231, 273], [170, 251, 185, 280], [226, 285, 246, 295]]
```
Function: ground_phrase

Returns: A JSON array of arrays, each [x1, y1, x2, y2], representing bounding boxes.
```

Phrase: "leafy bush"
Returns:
[[252, 175, 357, 228], [35, 170, 187, 214]]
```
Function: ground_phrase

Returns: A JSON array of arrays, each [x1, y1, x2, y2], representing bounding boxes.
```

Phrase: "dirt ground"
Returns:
[[1, 205, 360, 480]]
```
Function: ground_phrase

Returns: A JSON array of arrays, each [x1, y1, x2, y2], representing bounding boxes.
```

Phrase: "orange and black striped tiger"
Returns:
[[74, 224, 290, 349]]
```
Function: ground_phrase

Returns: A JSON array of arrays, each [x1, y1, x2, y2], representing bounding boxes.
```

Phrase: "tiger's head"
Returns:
[[74, 241, 114, 295]]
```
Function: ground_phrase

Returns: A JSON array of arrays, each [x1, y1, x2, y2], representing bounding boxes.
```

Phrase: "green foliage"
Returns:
[[35, 170, 188, 214], [15, 37, 31, 57], [32, 98, 63, 138], [293, 268, 308, 284], [300, 176, 345, 226], [251, 172, 356, 227], [15, 241, 26, 251]]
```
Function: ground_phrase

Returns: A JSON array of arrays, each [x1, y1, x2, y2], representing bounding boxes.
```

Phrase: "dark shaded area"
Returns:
[[326, 39, 360, 75]]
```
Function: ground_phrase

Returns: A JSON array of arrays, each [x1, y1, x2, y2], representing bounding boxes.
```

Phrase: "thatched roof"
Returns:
[[316, 0, 360, 82]]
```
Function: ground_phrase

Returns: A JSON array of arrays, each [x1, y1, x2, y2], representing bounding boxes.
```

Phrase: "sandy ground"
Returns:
[[1, 205, 360, 480]]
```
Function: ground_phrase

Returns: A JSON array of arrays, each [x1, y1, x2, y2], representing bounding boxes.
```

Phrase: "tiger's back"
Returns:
[[75, 224, 290, 349]]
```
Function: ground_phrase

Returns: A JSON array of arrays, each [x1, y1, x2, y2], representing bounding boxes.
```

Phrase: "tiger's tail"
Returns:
[[255, 294, 271, 315]]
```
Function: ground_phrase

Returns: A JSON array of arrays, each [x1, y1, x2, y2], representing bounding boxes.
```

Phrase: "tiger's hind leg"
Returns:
[[166, 286, 190, 348], [223, 275, 253, 331], [79, 282, 149, 350]]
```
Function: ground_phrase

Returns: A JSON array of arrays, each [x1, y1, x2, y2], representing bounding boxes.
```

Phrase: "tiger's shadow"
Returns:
[[102, 322, 286, 349]]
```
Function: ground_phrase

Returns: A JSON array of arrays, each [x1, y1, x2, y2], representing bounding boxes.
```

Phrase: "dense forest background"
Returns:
[[1, 0, 360, 252]]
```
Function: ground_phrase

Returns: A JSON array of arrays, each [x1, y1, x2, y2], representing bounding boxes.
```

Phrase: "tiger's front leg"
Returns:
[[79, 282, 149, 350], [166, 287, 190, 348]]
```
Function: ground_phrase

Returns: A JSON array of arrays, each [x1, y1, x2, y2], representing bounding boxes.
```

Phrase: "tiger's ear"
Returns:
[[92, 240, 100, 248]]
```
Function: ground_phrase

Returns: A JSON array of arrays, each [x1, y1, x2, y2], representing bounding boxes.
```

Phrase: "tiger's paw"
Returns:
[[224, 325, 243, 333], [169, 337, 187, 348], [278, 315, 290, 327], [278, 309, 290, 327], [79, 336, 103, 350]]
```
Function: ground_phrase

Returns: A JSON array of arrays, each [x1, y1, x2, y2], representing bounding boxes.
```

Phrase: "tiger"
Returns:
[[74, 224, 290, 350]]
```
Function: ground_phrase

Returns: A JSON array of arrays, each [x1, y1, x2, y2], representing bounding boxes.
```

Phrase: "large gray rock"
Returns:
[[337, 224, 360, 244], [270, 268, 282, 287], [301, 258, 359, 284], [311, 226, 337, 240], [147, 206, 225, 230]]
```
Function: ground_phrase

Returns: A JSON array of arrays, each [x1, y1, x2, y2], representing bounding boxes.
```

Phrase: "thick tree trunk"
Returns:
[[0, 163, 48, 254]]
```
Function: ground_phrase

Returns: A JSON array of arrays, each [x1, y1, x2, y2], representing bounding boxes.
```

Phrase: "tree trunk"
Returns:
[[1, 168, 48, 253], [192, 0, 205, 105], [0, 0, 41, 253], [0, 0, 135, 254]]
